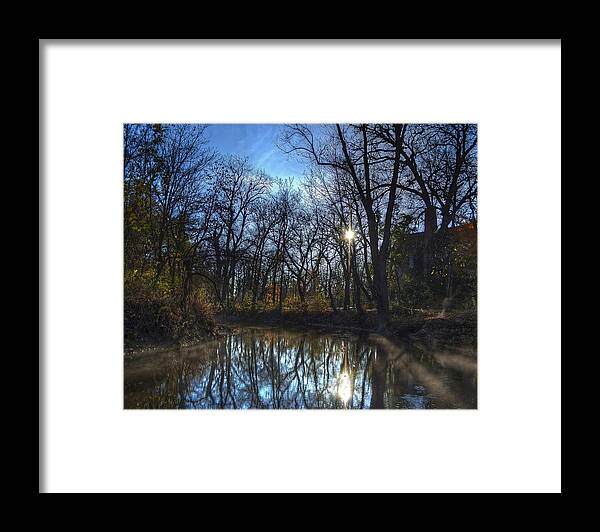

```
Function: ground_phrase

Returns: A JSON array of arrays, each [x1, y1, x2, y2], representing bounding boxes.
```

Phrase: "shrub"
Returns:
[[306, 291, 329, 312], [124, 283, 216, 348], [395, 272, 438, 310]]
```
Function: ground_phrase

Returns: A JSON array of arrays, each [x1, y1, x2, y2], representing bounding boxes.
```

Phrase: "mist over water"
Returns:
[[124, 328, 477, 409]]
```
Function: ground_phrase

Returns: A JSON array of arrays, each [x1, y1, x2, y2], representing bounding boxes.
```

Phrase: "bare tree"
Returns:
[[280, 124, 407, 330]]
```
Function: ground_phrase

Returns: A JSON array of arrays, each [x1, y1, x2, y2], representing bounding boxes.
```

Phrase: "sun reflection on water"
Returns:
[[337, 371, 352, 403]]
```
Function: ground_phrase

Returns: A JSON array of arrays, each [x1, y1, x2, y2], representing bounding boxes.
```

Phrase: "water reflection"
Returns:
[[124, 328, 477, 409]]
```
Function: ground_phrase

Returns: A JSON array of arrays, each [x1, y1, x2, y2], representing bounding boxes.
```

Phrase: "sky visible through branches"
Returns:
[[206, 124, 307, 183]]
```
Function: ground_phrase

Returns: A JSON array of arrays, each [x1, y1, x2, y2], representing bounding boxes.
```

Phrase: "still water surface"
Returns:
[[124, 327, 477, 409]]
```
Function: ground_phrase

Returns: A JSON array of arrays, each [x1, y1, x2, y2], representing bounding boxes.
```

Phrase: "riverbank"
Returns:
[[217, 309, 477, 348], [124, 295, 220, 353], [125, 307, 476, 353]]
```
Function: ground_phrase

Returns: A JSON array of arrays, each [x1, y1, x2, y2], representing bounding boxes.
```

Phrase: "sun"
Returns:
[[344, 228, 355, 241]]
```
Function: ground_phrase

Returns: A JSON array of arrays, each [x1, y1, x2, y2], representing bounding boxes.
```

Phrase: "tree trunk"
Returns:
[[278, 263, 284, 312], [351, 244, 364, 316], [422, 205, 437, 278], [372, 259, 390, 331]]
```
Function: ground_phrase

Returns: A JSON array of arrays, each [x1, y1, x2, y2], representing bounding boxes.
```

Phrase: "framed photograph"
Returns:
[[40, 38, 561, 493]]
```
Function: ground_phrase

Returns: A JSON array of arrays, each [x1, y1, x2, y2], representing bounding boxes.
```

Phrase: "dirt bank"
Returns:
[[217, 309, 477, 348]]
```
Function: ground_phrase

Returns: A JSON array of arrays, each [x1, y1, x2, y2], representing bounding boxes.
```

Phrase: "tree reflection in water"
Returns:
[[124, 328, 477, 409]]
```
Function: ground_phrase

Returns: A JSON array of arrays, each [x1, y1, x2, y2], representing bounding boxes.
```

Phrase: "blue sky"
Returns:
[[206, 124, 308, 181]]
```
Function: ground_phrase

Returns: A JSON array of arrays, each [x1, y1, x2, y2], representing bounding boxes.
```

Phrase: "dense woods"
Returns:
[[124, 123, 477, 345]]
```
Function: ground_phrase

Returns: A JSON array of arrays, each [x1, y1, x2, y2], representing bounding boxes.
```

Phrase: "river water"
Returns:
[[124, 327, 477, 409]]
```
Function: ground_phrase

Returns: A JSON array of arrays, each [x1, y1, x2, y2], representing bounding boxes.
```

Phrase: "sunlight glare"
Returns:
[[337, 371, 352, 403]]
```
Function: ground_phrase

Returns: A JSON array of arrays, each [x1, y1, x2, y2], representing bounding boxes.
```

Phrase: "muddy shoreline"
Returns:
[[125, 309, 476, 354]]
